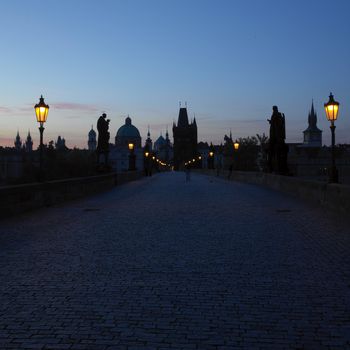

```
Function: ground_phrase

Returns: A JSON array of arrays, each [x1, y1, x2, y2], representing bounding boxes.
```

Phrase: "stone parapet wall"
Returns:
[[196, 169, 350, 215], [0, 171, 142, 219]]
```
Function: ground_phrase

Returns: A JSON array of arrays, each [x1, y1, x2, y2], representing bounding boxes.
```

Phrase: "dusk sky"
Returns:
[[1, 0, 349, 148]]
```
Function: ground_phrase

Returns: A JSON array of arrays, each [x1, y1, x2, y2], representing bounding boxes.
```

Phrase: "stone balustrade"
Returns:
[[0, 171, 142, 219], [196, 169, 350, 215]]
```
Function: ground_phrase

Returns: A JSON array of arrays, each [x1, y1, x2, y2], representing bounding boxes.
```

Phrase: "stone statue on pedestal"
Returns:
[[97, 113, 110, 165], [267, 106, 288, 175]]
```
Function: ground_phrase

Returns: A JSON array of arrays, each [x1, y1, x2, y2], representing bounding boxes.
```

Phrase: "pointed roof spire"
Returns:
[[308, 99, 317, 128], [193, 113, 197, 125], [311, 99, 315, 115], [230, 129, 232, 140], [27, 130, 32, 140], [147, 125, 150, 137]]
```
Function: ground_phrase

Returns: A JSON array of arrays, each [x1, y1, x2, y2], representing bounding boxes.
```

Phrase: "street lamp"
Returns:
[[324, 92, 339, 183], [34, 95, 49, 180], [128, 142, 136, 171], [234, 142, 240, 151], [208, 151, 214, 169]]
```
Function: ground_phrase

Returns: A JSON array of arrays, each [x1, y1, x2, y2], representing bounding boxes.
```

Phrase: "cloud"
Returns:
[[0, 106, 12, 114], [51, 102, 99, 112]]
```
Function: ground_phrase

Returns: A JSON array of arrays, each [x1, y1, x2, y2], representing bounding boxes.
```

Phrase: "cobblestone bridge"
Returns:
[[1, 172, 350, 349]]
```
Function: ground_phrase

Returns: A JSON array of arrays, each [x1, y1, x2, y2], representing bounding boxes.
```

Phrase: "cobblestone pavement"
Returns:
[[1, 172, 350, 350]]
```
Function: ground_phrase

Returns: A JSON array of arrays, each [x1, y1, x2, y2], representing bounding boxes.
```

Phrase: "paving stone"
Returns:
[[0, 172, 350, 349]]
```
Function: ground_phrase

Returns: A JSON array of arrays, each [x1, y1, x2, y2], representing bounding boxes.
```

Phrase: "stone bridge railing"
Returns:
[[0, 171, 142, 219], [196, 169, 350, 215]]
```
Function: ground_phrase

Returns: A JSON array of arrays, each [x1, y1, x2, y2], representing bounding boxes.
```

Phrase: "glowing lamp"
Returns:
[[145, 151, 149, 157], [34, 95, 49, 123], [128, 143, 134, 150], [234, 142, 240, 150], [209, 151, 214, 157], [324, 93, 339, 122]]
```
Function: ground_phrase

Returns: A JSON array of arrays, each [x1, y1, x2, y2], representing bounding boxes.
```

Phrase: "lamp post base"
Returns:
[[329, 124, 338, 183], [39, 124, 45, 182], [329, 166, 339, 184]]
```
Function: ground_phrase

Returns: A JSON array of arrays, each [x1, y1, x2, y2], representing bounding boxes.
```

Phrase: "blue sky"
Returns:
[[0, 0, 349, 148]]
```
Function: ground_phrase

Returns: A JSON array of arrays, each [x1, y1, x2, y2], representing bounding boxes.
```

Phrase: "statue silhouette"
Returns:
[[267, 106, 288, 174], [97, 113, 110, 165]]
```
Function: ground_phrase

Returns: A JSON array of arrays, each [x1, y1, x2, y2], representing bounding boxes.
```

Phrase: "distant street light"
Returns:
[[128, 143, 136, 171], [208, 150, 214, 169], [324, 92, 339, 183], [232, 141, 240, 171], [34, 95, 49, 181]]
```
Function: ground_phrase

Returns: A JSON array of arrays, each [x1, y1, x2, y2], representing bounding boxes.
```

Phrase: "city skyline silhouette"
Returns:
[[1, 0, 349, 148]]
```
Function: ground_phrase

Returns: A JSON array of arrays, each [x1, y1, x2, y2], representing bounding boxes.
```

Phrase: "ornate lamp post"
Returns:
[[324, 93, 339, 183], [208, 151, 214, 169], [34, 95, 49, 180], [128, 143, 136, 171], [232, 141, 240, 171], [144, 151, 149, 176]]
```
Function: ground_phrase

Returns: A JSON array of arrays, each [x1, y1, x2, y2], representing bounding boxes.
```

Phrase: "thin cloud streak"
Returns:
[[51, 102, 99, 112], [0, 106, 12, 114]]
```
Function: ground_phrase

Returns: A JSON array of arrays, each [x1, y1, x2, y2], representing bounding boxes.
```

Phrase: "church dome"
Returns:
[[116, 117, 141, 138]]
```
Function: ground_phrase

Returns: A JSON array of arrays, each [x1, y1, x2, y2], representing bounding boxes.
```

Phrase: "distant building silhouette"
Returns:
[[115, 116, 141, 148], [145, 126, 153, 152], [55, 136, 66, 150], [14, 131, 22, 151], [154, 129, 173, 163], [88, 126, 97, 151], [173, 106, 197, 170], [25, 131, 33, 152], [109, 116, 143, 171], [302, 101, 322, 147]]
